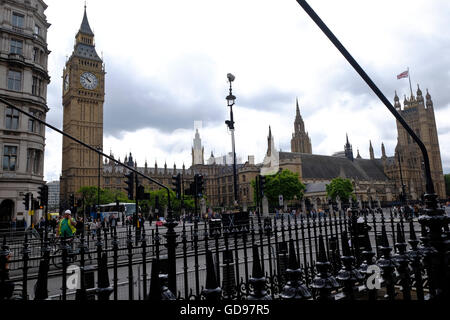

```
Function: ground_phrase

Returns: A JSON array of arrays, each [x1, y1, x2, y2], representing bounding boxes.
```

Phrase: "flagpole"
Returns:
[[408, 67, 413, 98]]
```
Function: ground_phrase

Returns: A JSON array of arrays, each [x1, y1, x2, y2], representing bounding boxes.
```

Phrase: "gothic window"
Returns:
[[7, 70, 22, 91], [5, 107, 19, 130], [105, 178, 110, 185], [3, 146, 18, 171], [10, 39, 23, 55]]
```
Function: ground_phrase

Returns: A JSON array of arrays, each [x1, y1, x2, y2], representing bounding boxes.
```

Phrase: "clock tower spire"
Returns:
[[61, 6, 106, 203]]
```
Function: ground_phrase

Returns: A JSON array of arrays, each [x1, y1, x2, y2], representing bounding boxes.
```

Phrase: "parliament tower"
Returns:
[[60, 7, 105, 202], [291, 98, 312, 154], [387, 86, 445, 199]]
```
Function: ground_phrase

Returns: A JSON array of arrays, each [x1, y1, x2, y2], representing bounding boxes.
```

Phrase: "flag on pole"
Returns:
[[397, 70, 409, 79]]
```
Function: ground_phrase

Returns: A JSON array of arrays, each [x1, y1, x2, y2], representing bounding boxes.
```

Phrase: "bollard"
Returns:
[[96, 252, 113, 301], [280, 239, 311, 300], [201, 250, 222, 302], [221, 249, 235, 298], [147, 258, 176, 300], [248, 245, 271, 300], [34, 258, 50, 300]]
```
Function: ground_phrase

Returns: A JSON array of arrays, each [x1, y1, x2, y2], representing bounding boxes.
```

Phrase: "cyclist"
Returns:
[[57, 210, 77, 238]]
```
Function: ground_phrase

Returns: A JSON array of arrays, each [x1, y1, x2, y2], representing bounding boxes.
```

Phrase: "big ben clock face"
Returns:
[[80, 72, 98, 90]]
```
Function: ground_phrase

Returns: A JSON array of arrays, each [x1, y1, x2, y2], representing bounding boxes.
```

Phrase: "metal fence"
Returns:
[[1, 203, 449, 301]]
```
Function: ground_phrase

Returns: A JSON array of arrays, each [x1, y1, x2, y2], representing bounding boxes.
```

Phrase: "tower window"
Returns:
[[3, 146, 18, 171], [5, 107, 19, 130], [7, 70, 22, 91], [10, 39, 23, 55]]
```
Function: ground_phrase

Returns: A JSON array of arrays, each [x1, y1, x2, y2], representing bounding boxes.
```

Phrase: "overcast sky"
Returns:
[[43, 0, 450, 182]]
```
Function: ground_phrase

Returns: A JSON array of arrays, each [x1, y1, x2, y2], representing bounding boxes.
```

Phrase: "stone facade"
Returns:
[[102, 150, 259, 210], [263, 93, 446, 206], [60, 7, 105, 204], [0, 0, 50, 227], [384, 87, 446, 199]]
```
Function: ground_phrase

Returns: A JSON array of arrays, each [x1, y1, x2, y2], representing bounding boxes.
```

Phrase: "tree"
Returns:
[[251, 169, 306, 208], [77, 186, 130, 206], [445, 174, 450, 197], [326, 178, 355, 202]]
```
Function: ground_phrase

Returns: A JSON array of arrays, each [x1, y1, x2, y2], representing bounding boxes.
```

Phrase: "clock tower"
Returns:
[[60, 6, 105, 203]]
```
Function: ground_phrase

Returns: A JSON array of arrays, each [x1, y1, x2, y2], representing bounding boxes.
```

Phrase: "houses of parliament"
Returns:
[[60, 9, 446, 210]]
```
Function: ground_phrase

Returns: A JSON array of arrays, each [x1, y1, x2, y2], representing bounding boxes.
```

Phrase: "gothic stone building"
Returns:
[[263, 90, 446, 207]]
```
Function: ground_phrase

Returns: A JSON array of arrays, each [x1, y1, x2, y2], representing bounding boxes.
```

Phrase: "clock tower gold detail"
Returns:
[[60, 7, 106, 202]]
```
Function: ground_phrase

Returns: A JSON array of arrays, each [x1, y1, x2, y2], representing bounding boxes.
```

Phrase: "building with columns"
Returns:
[[0, 0, 50, 227]]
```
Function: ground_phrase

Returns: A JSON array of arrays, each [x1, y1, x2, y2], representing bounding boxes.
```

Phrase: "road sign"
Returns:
[[279, 195, 284, 206]]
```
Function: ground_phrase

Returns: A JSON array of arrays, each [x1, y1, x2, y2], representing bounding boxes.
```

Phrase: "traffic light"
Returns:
[[172, 173, 181, 200], [124, 172, 134, 200], [258, 175, 266, 199], [38, 185, 48, 207], [137, 185, 145, 200], [23, 193, 30, 211], [69, 194, 75, 208], [194, 174, 204, 198]]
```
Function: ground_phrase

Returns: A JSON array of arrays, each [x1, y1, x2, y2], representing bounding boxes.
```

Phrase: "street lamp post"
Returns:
[[225, 73, 239, 209]]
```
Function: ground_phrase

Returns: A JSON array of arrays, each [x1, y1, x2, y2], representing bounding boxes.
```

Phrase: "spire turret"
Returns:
[[394, 91, 401, 109], [381, 142, 387, 159], [416, 84, 424, 103], [426, 89, 433, 108], [344, 134, 354, 161], [369, 140, 374, 160]]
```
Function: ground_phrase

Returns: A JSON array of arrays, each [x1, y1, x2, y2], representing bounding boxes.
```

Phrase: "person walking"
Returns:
[[57, 210, 77, 238]]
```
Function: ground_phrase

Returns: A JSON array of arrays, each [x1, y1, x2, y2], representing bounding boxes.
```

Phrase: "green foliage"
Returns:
[[445, 174, 450, 197], [326, 178, 355, 202], [138, 188, 198, 213], [78, 186, 130, 206], [251, 169, 305, 207]]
